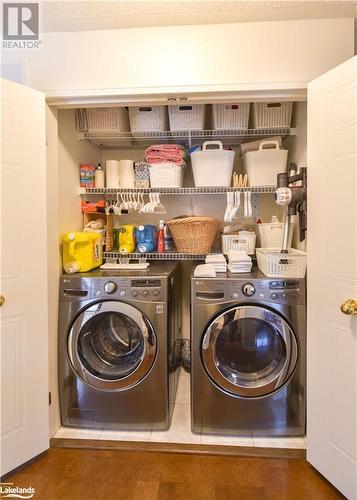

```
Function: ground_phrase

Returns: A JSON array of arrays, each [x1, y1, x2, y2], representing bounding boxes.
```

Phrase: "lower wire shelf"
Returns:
[[103, 251, 218, 261]]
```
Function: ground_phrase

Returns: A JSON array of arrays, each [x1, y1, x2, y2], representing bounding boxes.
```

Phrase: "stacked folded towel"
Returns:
[[227, 251, 253, 274], [205, 254, 227, 273], [145, 144, 187, 166], [194, 264, 216, 278]]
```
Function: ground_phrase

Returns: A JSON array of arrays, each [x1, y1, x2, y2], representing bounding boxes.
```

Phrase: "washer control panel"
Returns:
[[242, 283, 256, 297], [92, 278, 164, 302]]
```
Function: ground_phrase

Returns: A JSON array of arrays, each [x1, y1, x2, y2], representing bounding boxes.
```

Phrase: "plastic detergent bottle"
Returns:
[[61, 232, 102, 273]]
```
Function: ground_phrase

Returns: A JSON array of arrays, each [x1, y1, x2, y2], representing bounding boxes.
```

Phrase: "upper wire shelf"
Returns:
[[81, 186, 276, 195], [77, 128, 297, 149]]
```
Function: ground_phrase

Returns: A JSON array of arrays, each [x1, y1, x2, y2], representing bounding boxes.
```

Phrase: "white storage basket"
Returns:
[[256, 248, 307, 278], [76, 108, 130, 132], [213, 103, 250, 130], [257, 222, 294, 248], [149, 164, 184, 188], [252, 102, 293, 129], [168, 104, 205, 131], [129, 106, 167, 132], [243, 139, 288, 186], [222, 232, 256, 255], [191, 141, 235, 187]]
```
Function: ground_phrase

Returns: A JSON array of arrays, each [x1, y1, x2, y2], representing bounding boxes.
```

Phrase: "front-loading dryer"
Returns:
[[191, 270, 306, 436], [58, 263, 181, 431]]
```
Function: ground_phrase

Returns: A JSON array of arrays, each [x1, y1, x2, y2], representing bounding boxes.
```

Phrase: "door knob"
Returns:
[[340, 299, 357, 315], [0, 295, 5, 307]]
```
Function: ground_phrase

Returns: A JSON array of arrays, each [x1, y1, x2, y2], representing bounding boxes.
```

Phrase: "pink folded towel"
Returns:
[[145, 144, 186, 166]]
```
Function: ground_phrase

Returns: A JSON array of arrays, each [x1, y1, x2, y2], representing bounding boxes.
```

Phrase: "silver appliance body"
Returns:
[[59, 263, 181, 431], [191, 270, 306, 436]]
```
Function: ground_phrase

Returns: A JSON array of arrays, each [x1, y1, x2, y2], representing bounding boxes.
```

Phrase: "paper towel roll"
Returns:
[[106, 160, 120, 188], [119, 160, 135, 188]]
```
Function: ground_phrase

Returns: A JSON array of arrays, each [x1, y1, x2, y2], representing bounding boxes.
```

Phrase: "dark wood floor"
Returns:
[[6, 448, 343, 499]]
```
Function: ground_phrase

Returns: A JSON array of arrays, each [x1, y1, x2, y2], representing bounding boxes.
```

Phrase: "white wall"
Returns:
[[46, 104, 60, 437], [1, 18, 354, 100], [46, 109, 101, 437], [57, 110, 101, 234]]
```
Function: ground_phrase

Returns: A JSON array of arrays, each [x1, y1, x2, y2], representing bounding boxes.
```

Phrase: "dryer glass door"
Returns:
[[202, 305, 298, 398], [68, 301, 156, 391]]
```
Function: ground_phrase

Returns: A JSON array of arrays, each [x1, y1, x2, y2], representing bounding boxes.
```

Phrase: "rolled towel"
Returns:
[[194, 264, 216, 278]]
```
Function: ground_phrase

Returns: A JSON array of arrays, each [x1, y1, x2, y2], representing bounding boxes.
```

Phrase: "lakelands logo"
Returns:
[[2, 3, 41, 49], [0, 482, 35, 498]]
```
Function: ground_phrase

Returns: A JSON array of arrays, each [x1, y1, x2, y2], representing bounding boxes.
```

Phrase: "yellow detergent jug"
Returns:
[[61, 232, 102, 273], [118, 225, 136, 254]]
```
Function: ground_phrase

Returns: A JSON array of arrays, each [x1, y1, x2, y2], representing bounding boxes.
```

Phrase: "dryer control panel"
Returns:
[[192, 277, 305, 306]]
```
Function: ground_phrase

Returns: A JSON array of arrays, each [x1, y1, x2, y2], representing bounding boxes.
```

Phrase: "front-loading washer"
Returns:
[[191, 270, 306, 436], [58, 263, 181, 431]]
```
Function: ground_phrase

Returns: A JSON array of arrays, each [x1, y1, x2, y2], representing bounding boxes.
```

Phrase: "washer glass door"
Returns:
[[68, 301, 156, 391], [202, 305, 298, 398]]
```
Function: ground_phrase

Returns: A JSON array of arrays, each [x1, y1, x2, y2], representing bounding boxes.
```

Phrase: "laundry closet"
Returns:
[[1, 17, 356, 500]]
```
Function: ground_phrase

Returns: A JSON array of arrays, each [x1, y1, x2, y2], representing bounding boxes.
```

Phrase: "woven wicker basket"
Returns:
[[166, 217, 220, 254]]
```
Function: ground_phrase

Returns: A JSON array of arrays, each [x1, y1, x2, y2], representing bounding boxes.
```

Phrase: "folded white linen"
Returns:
[[228, 250, 252, 263], [194, 264, 217, 278], [205, 254, 226, 264], [228, 264, 252, 274]]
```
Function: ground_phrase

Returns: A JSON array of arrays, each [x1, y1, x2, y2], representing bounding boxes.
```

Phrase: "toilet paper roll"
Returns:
[[119, 160, 135, 188], [106, 160, 120, 188]]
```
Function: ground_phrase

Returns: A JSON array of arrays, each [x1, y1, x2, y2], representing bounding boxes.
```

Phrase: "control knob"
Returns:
[[142, 290, 149, 297], [271, 293, 278, 300], [153, 290, 160, 297], [104, 281, 117, 294], [242, 283, 255, 297], [132, 291, 138, 297]]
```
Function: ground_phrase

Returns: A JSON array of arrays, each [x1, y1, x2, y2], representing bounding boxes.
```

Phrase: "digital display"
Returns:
[[269, 280, 299, 289], [131, 279, 161, 288]]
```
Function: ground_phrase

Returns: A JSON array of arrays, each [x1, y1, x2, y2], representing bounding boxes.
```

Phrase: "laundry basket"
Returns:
[[256, 248, 307, 278], [166, 217, 220, 254]]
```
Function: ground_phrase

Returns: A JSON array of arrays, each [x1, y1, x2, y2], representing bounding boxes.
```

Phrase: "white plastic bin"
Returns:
[[213, 103, 250, 130], [256, 248, 307, 278], [129, 106, 168, 132], [191, 141, 235, 187], [149, 164, 184, 188], [252, 102, 293, 129], [243, 139, 288, 186], [168, 104, 205, 131], [222, 232, 256, 255], [76, 108, 130, 132], [257, 221, 294, 248]]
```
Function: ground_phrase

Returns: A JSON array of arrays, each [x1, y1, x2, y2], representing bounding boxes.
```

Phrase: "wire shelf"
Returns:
[[77, 128, 297, 149], [82, 186, 276, 195], [103, 251, 216, 261]]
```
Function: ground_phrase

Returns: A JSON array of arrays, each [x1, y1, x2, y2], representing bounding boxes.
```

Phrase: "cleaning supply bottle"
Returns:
[[118, 225, 136, 254], [157, 220, 165, 253], [61, 232, 102, 273], [95, 163, 105, 188]]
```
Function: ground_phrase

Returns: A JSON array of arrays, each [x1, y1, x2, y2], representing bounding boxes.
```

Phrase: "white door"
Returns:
[[1, 79, 49, 475], [307, 56, 357, 499]]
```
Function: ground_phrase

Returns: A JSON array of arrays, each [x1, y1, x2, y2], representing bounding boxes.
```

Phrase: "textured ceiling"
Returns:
[[42, 0, 357, 32]]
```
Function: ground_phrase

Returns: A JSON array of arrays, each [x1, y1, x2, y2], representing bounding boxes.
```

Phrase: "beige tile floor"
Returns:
[[54, 369, 306, 449]]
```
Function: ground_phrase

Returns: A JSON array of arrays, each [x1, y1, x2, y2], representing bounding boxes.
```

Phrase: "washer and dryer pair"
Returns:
[[58, 263, 181, 431], [191, 270, 306, 437]]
